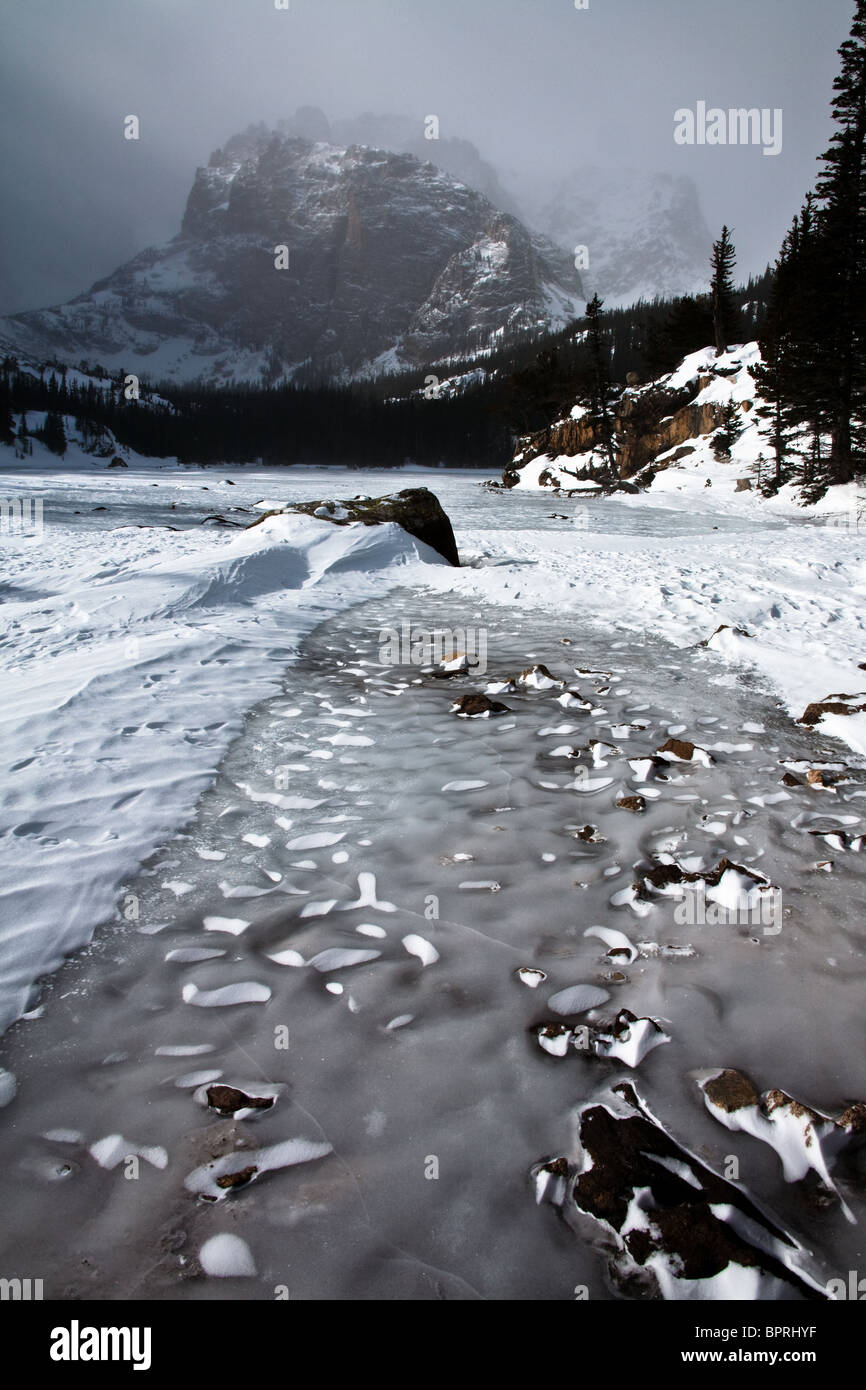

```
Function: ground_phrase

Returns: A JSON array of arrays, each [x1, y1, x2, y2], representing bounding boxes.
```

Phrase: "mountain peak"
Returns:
[[0, 123, 582, 386]]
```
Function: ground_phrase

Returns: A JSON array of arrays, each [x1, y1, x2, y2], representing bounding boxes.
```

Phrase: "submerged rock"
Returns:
[[532, 1082, 827, 1300], [450, 692, 511, 718], [206, 1084, 276, 1116], [699, 1067, 866, 1217]]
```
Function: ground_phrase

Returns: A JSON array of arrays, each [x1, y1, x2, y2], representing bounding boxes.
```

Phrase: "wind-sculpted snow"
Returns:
[[0, 487, 451, 1034]]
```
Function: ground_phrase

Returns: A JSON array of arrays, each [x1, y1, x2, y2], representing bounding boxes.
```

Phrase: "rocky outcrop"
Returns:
[[799, 692, 866, 726], [257, 487, 460, 566], [505, 380, 729, 488]]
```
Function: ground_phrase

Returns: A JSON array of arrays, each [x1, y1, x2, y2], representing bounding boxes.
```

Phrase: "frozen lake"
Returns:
[[0, 463, 864, 1300]]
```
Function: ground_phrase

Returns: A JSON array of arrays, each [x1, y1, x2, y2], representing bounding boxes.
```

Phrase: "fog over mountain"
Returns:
[[0, 0, 853, 317]]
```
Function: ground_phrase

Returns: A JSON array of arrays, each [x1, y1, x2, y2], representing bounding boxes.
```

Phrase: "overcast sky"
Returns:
[[0, 0, 856, 315]]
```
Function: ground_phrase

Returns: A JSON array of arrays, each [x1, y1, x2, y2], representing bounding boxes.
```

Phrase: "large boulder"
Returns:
[[255, 487, 460, 566]]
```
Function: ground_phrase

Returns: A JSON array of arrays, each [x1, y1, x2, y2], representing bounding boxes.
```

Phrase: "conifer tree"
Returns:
[[813, 0, 866, 481], [712, 401, 743, 462], [584, 293, 618, 478], [41, 409, 67, 456], [710, 226, 738, 357], [754, 204, 821, 486], [0, 383, 13, 447]]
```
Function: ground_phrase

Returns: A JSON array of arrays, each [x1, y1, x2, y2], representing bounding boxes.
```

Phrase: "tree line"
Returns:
[[1, 3, 862, 488]]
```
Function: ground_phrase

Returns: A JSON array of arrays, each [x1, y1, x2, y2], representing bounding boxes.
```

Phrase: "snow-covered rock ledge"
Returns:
[[500, 342, 846, 509]]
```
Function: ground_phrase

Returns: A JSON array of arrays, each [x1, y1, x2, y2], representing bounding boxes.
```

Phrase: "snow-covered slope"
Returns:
[[0, 125, 583, 387]]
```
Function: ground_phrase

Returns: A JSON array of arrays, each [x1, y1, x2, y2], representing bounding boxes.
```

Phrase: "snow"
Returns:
[[0, 456, 450, 1032], [512, 453, 604, 491], [198, 1233, 257, 1278], [1, 441, 865, 1311]]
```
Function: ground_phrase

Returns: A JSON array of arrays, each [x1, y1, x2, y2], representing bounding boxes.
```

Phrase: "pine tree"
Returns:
[[584, 293, 618, 478], [0, 381, 13, 447], [16, 412, 32, 458], [710, 226, 738, 357], [645, 294, 714, 377], [754, 206, 817, 486], [41, 410, 67, 456], [712, 401, 744, 462], [812, 0, 866, 482]]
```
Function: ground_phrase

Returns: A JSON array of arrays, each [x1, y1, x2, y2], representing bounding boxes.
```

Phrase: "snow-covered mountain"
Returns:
[[514, 165, 713, 307], [276, 113, 714, 307], [0, 124, 583, 387]]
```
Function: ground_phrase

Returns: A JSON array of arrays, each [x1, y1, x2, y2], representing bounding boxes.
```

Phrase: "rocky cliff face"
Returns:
[[504, 351, 754, 490], [0, 125, 583, 387]]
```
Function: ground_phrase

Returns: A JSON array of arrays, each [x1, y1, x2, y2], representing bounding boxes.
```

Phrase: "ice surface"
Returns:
[[0, 466, 864, 1301]]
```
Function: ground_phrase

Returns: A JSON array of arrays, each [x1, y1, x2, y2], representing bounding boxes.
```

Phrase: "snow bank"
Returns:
[[0, 496, 447, 1033]]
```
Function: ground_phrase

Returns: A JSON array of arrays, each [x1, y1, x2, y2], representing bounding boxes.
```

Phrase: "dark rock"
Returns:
[[807, 769, 836, 788], [268, 488, 459, 566], [698, 623, 753, 647], [107, 456, 128, 468], [516, 663, 564, 689], [656, 736, 712, 763], [800, 693, 866, 726], [215, 1165, 258, 1190], [540, 1155, 569, 1178], [535, 1082, 826, 1300], [451, 691, 511, 717], [702, 1068, 760, 1113], [616, 795, 646, 813], [206, 1084, 275, 1115], [636, 855, 767, 900], [571, 824, 605, 843]]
